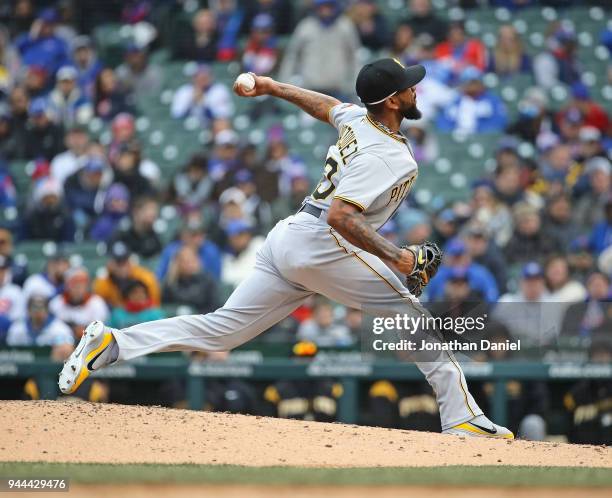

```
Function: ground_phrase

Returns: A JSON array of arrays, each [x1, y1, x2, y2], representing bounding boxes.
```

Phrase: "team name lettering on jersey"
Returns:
[[337, 125, 358, 164], [388, 175, 417, 205]]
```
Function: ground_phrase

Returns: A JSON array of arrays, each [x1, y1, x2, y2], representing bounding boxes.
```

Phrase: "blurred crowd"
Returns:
[[0, 0, 610, 443]]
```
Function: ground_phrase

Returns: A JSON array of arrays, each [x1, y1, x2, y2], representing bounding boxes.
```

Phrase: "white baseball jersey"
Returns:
[[307, 103, 419, 230]]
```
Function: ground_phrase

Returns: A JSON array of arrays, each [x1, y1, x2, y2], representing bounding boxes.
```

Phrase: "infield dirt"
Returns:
[[1, 400, 610, 468]]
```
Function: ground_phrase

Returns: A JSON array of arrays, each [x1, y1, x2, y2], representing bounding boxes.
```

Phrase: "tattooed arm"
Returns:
[[327, 199, 416, 274], [233, 74, 340, 124]]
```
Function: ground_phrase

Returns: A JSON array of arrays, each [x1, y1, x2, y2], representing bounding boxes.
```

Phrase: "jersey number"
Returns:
[[312, 156, 339, 200]]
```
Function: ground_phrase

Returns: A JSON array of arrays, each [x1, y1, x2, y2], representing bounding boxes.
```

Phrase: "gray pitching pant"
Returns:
[[112, 212, 482, 429]]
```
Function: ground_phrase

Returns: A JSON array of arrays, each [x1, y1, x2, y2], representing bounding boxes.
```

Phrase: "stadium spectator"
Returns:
[[556, 106, 584, 146], [279, 0, 360, 98], [489, 25, 531, 77], [434, 21, 487, 74], [211, 0, 245, 61], [544, 254, 587, 328], [0, 108, 16, 159], [401, 0, 447, 44], [561, 272, 612, 339], [63, 155, 110, 229], [0, 255, 25, 333], [47, 65, 93, 128], [109, 279, 165, 329], [436, 67, 507, 135], [22, 247, 69, 302], [170, 64, 234, 125], [168, 153, 214, 213], [588, 196, 612, 255], [386, 24, 416, 66], [3, 0, 35, 38], [111, 196, 162, 259], [271, 171, 312, 222], [0, 228, 28, 286], [491, 160, 525, 207], [230, 169, 273, 233], [6, 294, 73, 360], [162, 246, 220, 313], [427, 238, 499, 303], [21, 178, 75, 242], [575, 127, 605, 164], [495, 262, 554, 345], [13, 8, 70, 76], [402, 122, 439, 163], [543, 193, 580, 250], [173, 9, 218, 62], [50, 125, 90, 185], [94, 67, 133, 121], [243, 0, 294, 36], [297, 297, 353, 347], [157, 219, 222, 282], [89, 183, 130, 242], [506, 87, 554, 144], [116, 43, 163, 98], [431, 266, 489, 313], [221, 219, 264, 289], [49, 266, 109, 340], [242, 14, 279, 76], [72, 35, 102, 99], [208, 129, 241, 183], [463, 223, 508, 295], [429, 207, 461, 247], [562, 83, 610, 135], [108, 113, 137, 166], [260, 126, 307, 200], [573, 158, 611, 230], [0, 26, 20, 88], [111, 140, 155, 199], [395, 209, 431, 246], [23, 98, 65, 161], [22, 64, 48, 99], [346, 0, 389, 51], [533, 25, 581, 89], [7, 86, 30, 157], [93, 241, 160, 308], [504, 203, 562, 265], [0, 159, 16, 208]]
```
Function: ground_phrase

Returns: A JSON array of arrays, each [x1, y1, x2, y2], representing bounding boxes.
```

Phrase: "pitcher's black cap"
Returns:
[[356, 59, 426, 105]]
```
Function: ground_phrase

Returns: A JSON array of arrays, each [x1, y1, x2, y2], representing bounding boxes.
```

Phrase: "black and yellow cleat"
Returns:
[[58, 321, 115, 395], [444, 415, 514, 439]]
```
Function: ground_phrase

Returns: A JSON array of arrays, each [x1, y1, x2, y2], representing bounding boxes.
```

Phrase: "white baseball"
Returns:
[[236, 73, 256, 91]]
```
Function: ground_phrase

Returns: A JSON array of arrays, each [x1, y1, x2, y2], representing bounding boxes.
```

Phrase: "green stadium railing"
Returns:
[[1, 348, 610, 428]]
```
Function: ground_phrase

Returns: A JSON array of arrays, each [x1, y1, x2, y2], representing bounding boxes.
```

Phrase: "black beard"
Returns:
[[402, 104, 422, 120]]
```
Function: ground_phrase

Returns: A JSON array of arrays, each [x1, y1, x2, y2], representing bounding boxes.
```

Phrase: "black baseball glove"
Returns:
[[402, 241, 442, 297]]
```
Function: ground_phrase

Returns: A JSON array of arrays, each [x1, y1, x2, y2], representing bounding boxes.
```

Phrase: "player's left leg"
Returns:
[[58, 253, 312, 394], [291, 229, 512, 438]]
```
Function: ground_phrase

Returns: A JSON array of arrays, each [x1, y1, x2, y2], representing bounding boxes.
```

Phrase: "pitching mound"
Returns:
[[1, 400, 610, 468]]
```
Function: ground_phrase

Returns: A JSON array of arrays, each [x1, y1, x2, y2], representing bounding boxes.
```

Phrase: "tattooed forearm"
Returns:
[[328, 202, 415, 274], [270, 82, 341, 124]]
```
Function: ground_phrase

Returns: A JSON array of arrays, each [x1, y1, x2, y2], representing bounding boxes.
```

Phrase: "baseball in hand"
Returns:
[[236, 73, 256, 91]]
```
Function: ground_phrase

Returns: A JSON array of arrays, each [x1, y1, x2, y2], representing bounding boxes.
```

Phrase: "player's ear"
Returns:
[[385, 95, 401, 111]]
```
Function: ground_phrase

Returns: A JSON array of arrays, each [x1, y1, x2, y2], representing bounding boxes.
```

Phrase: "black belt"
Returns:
[[297, 202, 323, 218]]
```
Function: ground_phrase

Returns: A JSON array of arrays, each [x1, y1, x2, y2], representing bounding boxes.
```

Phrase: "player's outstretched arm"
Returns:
[[233, 73, 341, 125], [327, 198, 415, 274]]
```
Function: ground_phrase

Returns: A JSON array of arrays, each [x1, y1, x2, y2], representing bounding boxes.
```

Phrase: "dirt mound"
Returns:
[[1, 401, 610, 468]]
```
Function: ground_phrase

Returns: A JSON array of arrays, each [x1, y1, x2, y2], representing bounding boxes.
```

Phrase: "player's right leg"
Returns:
[[287, 226, 513, 439], [59, 226, 312, 394]]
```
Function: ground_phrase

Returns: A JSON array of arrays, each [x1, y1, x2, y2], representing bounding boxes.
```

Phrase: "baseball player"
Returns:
[[59, 59, 513, 439]]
